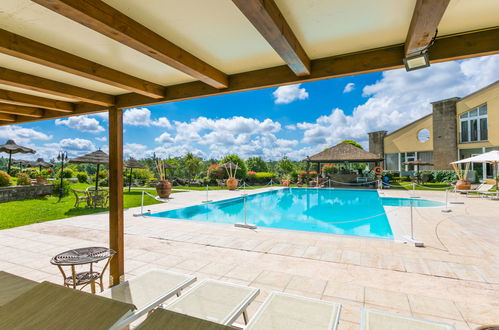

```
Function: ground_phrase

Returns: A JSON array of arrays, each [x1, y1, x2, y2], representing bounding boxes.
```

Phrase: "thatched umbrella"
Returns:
[[70, 150, 108, 190], [0, 140, 36, 175], [12, 159, 32, 172], [31, 158, 55, 171], [220, 161, 240, 178], [124, 158, 145, 192], [402, 160, 433, 171]]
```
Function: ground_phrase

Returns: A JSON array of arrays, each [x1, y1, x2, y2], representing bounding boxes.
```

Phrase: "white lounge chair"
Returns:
[[361, 308, 455, 330], [164, 279, 259, 326], [99, 269, 196, 329], [455, 183, 494, 197], [245, 291, 341, 330]]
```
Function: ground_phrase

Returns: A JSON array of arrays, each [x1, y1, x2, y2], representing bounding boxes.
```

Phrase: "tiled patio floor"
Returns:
[[1, 187, 498, 329]]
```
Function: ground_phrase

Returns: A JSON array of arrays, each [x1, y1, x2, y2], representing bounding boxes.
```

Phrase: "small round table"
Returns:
[[51, 247, 115, 293]]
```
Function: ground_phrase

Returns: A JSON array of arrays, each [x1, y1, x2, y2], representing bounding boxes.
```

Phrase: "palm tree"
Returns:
[[183, 153, 202, 182]]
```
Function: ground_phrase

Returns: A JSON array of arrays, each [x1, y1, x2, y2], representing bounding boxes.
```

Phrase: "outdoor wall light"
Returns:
[[403, 52, 430, 72]]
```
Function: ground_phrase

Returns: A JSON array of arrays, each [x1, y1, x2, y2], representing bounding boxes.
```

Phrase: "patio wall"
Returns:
[[0, 184, 53, 203]]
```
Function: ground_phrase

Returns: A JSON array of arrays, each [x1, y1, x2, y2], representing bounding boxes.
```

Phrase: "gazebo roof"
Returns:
[[306, 142, 383, 163], [124, 158, 144, 169], [69, 150, 109, 165]]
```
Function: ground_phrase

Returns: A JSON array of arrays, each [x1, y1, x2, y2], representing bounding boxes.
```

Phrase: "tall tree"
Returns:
[[246, 157, 269, 172], [183, 153, 203, 181], [276, 156, 294, 176]]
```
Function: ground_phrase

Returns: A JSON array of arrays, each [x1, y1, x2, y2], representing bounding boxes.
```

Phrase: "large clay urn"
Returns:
[[282, 179, 290, 187], [455, 179, 471, 191], [156, 179, 172, 198], [226, 177, 238, 190]]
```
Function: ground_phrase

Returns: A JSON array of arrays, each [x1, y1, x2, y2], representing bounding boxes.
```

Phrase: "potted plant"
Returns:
[[281, 175, 291, 187], [155, 159, 172, 199]]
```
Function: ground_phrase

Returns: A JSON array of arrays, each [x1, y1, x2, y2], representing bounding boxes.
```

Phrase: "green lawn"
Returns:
[[387, 182, 452, 191], [0, 183, 161, 230]]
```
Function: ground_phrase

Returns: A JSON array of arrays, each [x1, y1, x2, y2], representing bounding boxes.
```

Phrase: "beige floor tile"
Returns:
[[408, 294, 461, 320], [286, 275, 327, 295], [411, 313, 470, 330], [322, 296, 362, 324], [173, 259, 210, 272], [323, 280, 364, 303], [455, 301, 499, 325], [252, 270, 292, 289], [198, 262, 236, 277], [336, 320, 358, 330], [340, 250, 361, 265], [225, 265, 263, 282], [364, 287, 411, 311]]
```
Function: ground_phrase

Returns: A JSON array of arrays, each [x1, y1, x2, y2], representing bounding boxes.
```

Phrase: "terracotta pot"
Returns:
[[226, 177, 238, 190], [456, 179, 471, 191], [155, 180, 172, 198], [282, 179, 290, 187], [36, 177, 47, 184]]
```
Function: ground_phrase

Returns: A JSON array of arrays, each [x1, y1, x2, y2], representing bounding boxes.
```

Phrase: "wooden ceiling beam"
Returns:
[[0, 104, 44, 118], [232, 0, 310, 76], [0, 89, 74, 112], [0, 67, 114, 106], [405, 0, 450, 56], [0, 29, 165, 99], [32, 0, 229, 89], [0, 113, 16, 122], [116, 28, 499, 109], [5, 27, 499, 125]]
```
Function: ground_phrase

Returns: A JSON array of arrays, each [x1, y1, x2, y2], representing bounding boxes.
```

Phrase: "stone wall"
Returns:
[[432, 98, 460, 170], [0, 184, 54, 203], [368, 131, 387, 156]]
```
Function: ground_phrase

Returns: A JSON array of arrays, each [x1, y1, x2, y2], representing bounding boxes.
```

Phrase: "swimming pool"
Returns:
[[149, 188, 443, 239]]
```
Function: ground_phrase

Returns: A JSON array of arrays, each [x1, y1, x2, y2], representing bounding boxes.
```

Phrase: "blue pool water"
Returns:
[[149, 188, 443, 239]]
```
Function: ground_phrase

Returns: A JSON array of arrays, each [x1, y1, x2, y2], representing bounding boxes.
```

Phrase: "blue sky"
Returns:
[[1, 54, 498, 161]]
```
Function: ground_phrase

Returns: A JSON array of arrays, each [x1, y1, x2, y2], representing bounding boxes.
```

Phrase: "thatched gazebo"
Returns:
[[70, 150, 109, 190], [305, 142, 384, 181]]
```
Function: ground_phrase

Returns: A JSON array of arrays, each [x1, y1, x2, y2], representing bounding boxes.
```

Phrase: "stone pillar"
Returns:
[[432, 98, 459, 170], [368, 131, 387, 157]]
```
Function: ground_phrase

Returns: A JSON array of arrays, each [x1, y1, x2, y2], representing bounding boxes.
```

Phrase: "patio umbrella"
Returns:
[[402, 160, 433, 172], [70, 150, 109, 190], [219, 161, 240, 178], [451, 150, 499, 190], [12, 159, 32, 172], [124, 158, 145, 192], [31, 158, 55, 171], [0, 140, 36, 175]]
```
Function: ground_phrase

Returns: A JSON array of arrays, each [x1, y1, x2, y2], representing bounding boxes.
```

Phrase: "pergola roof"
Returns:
[[0, 0, 498, 125], [307, 143, 384, 163]]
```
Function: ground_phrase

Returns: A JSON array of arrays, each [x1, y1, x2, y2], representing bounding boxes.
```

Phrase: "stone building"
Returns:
[[368, 81, 499, 180]]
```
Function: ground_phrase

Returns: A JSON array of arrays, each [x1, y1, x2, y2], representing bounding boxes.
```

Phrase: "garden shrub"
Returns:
[[207, 164, 225, 181], [53, 180, 71, 197], [253, 172, 276, 183], [246, 171, 256, 183], [58, 168, 74, 178], [16, 172, 31, 185], [76, 171, 89, 183], [322, 164, 338, 176], [381, 170, 399, 178], [430, 170, 458, 183], [98, 178, 109, 187], [0, 171, 12, 187]]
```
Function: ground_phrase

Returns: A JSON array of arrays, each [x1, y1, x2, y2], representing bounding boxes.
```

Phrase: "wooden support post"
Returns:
[[108, 106, 124, 287]]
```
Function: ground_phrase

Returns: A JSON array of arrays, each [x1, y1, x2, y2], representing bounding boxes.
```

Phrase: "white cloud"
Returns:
[[0, 126, 52, 145], [295, 54, 499, 150], [95, 136, 107, 142], [273, 84, 309, 104], [124, 143, 149, 159], [55, 115, 105, 133], [123, 108, 172, 128], [155, 132, 174, 144], [42, 138, 96, 158], [343, 82, 355, 93]]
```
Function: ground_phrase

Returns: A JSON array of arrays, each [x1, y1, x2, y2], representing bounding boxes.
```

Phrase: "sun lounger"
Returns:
[[455, 183, 494, 197], [245, 291, 341, 330], [0, 271, 38, 306], [98, 269, 196, 328], [0, 281, 135, 330], [361, 308, 455, 330], [164, 279, 259, 326], [136, 308, 233, 329]]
